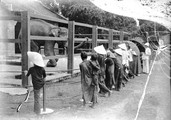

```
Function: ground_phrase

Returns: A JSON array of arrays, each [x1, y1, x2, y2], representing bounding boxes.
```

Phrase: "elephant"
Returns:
[[18, 19, 88, 67]]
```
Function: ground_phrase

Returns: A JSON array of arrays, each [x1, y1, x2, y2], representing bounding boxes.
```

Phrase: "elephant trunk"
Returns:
[[44, 41, 58, 67]]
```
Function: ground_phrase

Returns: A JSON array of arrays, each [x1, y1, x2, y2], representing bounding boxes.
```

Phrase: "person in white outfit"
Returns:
[[142, 43, 151, 74]]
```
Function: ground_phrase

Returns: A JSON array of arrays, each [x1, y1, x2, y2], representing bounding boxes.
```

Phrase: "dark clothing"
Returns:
[[113, 55, 123, 91], [90, 60, 100, 86], [115, 68, 123, 90], [79, 59, 94, 104], [27, 66, 46, 90], [97, 54, 106, 77], [132, 55, 138, 76], [105, 57, 115, 89], [89, 60, 100, 105], [97, 54, 110, 93], [26, 65, 46, 115], [132, 55, 142, 76]]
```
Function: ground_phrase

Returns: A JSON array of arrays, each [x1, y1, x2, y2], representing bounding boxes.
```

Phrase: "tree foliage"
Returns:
[[39, 0, 169, 38], [39, 0, 138, 33]]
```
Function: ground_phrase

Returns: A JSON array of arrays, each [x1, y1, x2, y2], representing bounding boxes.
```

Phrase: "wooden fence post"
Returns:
[[146, 32, 149, 42], [120, 31, 124, 42], [109, 29, 113, 48], [92, 26, 97, 52], [21, 11, 30, 87], [67, 21, 75, 74]]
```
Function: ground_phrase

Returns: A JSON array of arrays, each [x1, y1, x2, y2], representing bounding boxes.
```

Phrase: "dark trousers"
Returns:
[[115, 68, 123, 90]]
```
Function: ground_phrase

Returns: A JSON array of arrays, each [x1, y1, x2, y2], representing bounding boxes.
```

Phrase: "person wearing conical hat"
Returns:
[[113, 48, 124, 91], [94, 45, 111, 96], [24, 51, 46, 115], [105, 51, 115, 90]]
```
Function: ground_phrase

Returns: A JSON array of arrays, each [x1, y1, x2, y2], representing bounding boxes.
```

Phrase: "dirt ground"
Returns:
[[0, 73, 146, 119]]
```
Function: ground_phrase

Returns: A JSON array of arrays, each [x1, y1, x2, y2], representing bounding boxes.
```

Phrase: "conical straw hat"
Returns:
[[107, 51, 116, 58], [114, 48, 123, 56], [27, 51, 45, 67], [118, 43, 127, 50], [94, 45, 107, 55]]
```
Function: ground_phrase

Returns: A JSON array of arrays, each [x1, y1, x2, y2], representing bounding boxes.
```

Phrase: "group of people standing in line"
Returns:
[[79, 42, 152, 108], [23, 41, 152, 114]]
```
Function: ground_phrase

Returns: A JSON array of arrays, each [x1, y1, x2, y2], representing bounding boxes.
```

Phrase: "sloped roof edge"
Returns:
[[1, 0, 68, 21]]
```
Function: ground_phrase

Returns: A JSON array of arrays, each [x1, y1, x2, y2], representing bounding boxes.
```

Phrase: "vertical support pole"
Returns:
[[21, 11, 30, 87], [43, 84, 46, 111], [146, 32, 149, 43], [120, 31, 124, 42], [92, 26, 97, 53], [109, 29, 113, 48], [67, 21, 75, 74]]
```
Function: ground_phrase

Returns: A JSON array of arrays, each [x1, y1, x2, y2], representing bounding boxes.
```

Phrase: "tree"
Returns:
[[39, 0, 138, 33]]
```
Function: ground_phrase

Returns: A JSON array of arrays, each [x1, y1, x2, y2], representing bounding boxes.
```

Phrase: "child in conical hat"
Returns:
[[24, 51, 46, 115]]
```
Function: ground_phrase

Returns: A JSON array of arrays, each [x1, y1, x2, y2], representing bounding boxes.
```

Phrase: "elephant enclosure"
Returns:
[[0, 11, 131, 87]]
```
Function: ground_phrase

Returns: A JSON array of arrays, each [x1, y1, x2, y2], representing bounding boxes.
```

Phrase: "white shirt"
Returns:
[[145, 47, 151, 56], [127, 49, 133, 62], [122, 50, 129, 66]]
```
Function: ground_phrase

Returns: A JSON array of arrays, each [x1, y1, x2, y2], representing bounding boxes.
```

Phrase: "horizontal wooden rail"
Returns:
[[98, 34, 109, 36], [123, 31, 131, 35], [74, 38, 91, 42], [76, 48, 92, 51], [97, 26, 110, 31], [74, 22, 93, 28], [113, 30, 120, 33], [30, 35, 68, 41], [0, 15, 21, 22], [0, 38, 119, 43], [0, 39, 21, 43], [75, 34, 92, 36], [97, 39, 109, 43]]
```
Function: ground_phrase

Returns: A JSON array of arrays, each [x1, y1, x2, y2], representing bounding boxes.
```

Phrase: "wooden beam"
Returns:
[[21, 11, 30, 87], [67, 21, 75, 74], [75, 22, 93, 28], [0, 39, 21, 43], [97, 26, 109, 31], [0, 16, 21, 22], [92, 26, 97, 52], [109, 29, 113, 48], [120, 31, 124, 42], [30, 36, 67, 41]]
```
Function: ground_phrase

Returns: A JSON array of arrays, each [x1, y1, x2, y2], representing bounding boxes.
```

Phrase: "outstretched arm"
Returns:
[[74, 37, 89, 49]]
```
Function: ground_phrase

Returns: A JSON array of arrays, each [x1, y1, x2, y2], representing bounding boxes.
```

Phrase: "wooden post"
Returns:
[[109, 29, 113, 48], [21, 11, 30, 87], [67, 21, 75, 74], [146, 32, 149, 43], [120, 31, 124, 42], [92, 26, 97, 52], [43, 84, 46, 111]]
